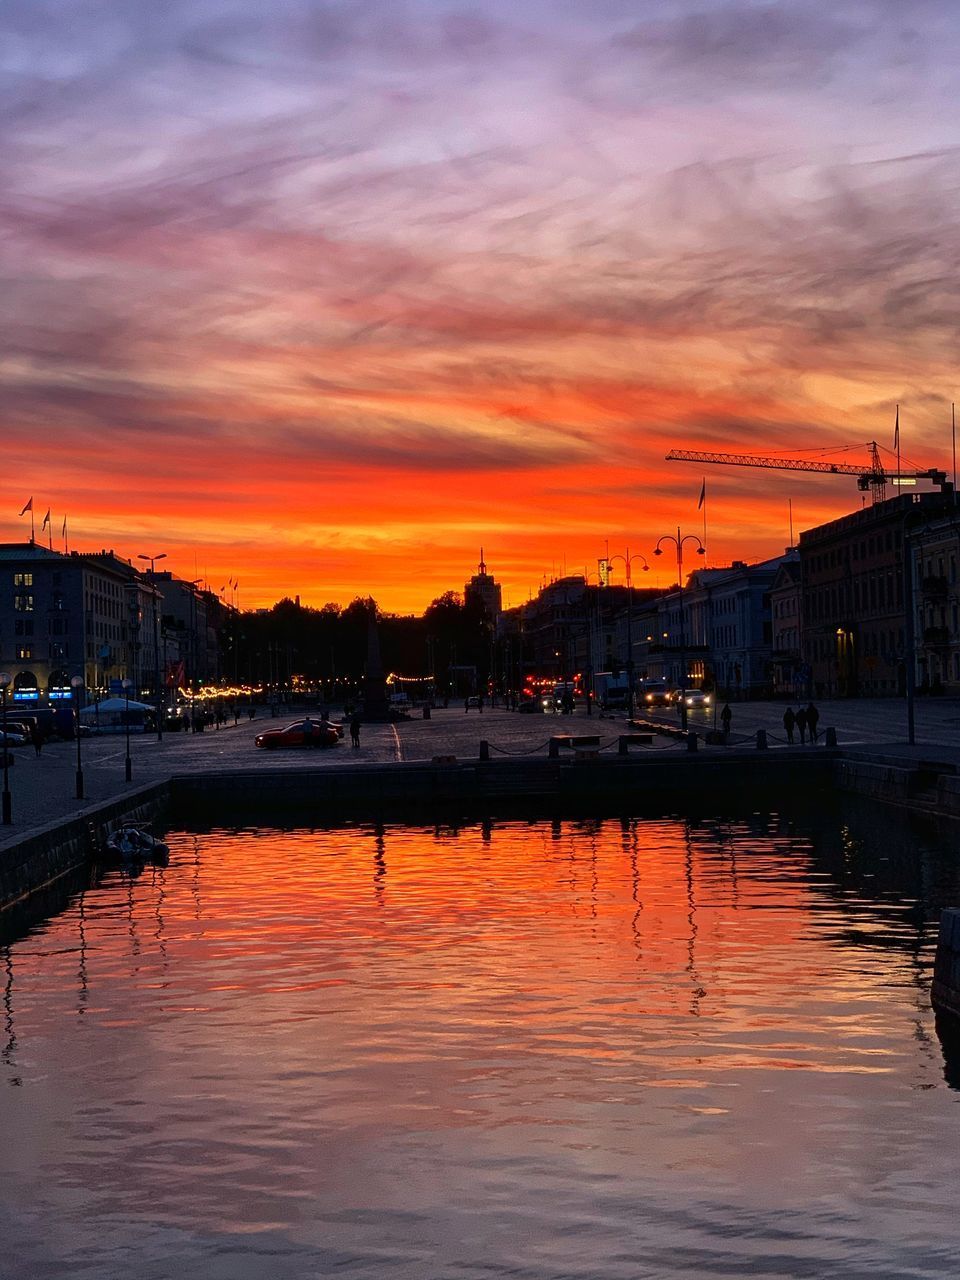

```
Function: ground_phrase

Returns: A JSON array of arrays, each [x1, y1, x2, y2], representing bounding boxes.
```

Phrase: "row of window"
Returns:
[[12, 644, 69, 661]]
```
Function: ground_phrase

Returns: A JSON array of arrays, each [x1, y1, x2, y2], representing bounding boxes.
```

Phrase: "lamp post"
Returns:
[[607, 549, 649, 716], [654, 528, 706, 731], [71, 675, 84, 800], [137, 553, 166, 741], [0, 672, 11, 824], [122, 676, 133, 782]]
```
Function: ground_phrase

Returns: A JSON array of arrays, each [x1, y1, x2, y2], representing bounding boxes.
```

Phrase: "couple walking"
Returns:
[[783, 702, 819, 745]]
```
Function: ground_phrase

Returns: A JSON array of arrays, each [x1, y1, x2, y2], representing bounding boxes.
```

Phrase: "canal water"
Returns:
[[1, 808, 959, 1278]]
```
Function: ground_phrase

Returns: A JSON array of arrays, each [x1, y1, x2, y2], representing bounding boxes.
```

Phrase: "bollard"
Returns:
[[618, 736, 629, 755], [756, 728, 768, 750], [549, 738, 560, 759], [479, 740, 490, 761], [423, 706, 431, 720], [687, 731, 698, 752], [824, 726, 837, 747]]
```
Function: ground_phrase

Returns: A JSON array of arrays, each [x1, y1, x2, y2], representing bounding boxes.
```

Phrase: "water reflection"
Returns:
[[0, 808, 959, 1278]]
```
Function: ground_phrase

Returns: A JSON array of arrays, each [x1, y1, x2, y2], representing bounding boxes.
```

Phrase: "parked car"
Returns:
[[0, 731, 27, 747], [255, 718, 341, 749]]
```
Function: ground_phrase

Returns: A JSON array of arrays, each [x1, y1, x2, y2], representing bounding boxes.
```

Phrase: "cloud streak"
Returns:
[[2, 0, 959, 607]]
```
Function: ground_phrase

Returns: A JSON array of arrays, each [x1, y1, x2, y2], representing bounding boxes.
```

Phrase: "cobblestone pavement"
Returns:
[[2, 697, 959, 849]]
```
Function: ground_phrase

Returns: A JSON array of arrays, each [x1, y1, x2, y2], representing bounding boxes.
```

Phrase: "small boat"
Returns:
[[104, 826, 169, 863]]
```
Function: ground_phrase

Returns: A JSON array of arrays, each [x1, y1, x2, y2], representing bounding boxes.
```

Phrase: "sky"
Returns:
[[3, 0, 960, 612]]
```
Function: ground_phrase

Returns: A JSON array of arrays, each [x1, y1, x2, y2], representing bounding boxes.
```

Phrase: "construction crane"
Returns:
[[666, 443, 949, 504]]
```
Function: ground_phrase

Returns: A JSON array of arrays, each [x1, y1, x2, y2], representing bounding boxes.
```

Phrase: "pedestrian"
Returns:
[[720, 703, 732, 740], [464, 697, 470, 713], [783, 707, 795, 744], [478, 693, 484, 714], [795, 706, 808, 744], [350, 712, 361, 748], [30, 721, 43, 757], [806, 702, 820, 743]]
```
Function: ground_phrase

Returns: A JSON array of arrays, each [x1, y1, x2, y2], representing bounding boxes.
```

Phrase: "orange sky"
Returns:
[[3, 2, 959, 612]]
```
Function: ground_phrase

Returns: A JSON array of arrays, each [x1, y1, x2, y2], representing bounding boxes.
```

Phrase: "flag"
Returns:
[[42, 508, 50, 529], [62, 515, 67, 537], [18, 497, 32, 516], [894, 405, 899, 451], [697, 479, 706, 510]]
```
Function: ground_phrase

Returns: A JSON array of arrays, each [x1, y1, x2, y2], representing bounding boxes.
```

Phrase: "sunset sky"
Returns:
[[3, 0, 959, 612]]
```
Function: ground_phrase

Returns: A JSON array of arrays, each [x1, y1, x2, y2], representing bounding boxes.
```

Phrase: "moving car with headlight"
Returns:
[[641, 680, 673, 707], [255, 718, 342, 749], [680, 689, 711, 709]]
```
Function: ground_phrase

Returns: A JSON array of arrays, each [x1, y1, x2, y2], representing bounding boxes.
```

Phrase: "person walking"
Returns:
[[806, 702, 820, 743], [464, 697, 470, 714], [30, 721, 43, 757], [782, 707, 795, 744], [350, 712, 361, 748], [720, 703, 732, 740], [795, 706, 808, 744]]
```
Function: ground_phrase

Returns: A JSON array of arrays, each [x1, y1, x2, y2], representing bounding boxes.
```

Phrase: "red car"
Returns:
[[255, 718, 342, 750]]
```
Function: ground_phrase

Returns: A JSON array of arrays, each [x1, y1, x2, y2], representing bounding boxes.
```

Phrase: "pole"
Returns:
[[124, 681, 132, 782], [72, 684, 84, 800], [953, 402, 957, 505], [904, 527, 916, 746], [1, 683, 11, 824], [788, 498, 794, 548], [677, 528, 688, 731]]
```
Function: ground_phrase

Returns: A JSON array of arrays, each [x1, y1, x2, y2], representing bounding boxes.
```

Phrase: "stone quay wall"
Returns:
[[0, 782, 169, 912], [933, 909, 960, 1022]]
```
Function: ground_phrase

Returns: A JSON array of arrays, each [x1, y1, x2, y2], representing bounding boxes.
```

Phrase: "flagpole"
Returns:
[[896, 403, 901, 494], [48, 518, 52, 552], [788, 498, 794, 548], [30, 507, 35, 544], [62, 517, 69, 555], [702, 477, 707, 561], [953, 402, 957, 505]]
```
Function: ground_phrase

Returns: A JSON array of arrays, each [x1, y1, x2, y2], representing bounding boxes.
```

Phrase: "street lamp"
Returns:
[[122, 676, 133, 782], [71, 675, 84, 800], [607, 549, 649, 717], [654, 528, 705, 731], [0, 672, 11, 824], [138, 553, 166, 741]]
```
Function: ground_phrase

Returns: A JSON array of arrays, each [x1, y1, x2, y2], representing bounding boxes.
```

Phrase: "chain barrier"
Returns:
[[486, 740, 555, 757]]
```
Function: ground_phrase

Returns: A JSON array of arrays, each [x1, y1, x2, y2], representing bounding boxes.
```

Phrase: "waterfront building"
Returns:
[[145, 571, 216, 687], [798, 492, 951, 698], [910, 511, 960, 693], [648, 554, 791, 697], [769, 559, 803, 695], [0, 542, 153, 707]]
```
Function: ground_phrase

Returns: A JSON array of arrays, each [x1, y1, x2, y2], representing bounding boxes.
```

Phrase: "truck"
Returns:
[[593, 671, 631, 712]]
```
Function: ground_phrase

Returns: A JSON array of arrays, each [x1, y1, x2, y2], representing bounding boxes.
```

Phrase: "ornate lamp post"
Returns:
[[137, 553, 166, 741], [654, 528, 705, 731], [70, 674, 85, 800], [0, 672, 11, 824], [122, 676, 133, 782], [607, 549, 649, 717]]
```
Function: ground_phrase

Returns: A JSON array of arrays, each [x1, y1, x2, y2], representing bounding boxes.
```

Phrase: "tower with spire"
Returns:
[[464, 547, 502, 622]]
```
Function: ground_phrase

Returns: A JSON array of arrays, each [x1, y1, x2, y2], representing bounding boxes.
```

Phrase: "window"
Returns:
[[14, 594, 34, 612], [14, 619, 33, 636], [13, 573, 33, 588], [16, 645, 32, 660]]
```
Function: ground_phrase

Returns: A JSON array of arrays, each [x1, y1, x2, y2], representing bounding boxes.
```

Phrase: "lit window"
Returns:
[[13, 573, 33, 588], [14, 594, 34, 612]]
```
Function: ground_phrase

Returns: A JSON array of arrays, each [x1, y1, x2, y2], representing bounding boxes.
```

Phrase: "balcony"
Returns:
[[920, 575, 949, 598], [923, 626, 951, 647]]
